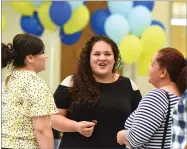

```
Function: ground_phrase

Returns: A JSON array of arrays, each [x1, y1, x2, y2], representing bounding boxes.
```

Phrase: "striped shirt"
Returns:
[[125, 88, 179, 149]]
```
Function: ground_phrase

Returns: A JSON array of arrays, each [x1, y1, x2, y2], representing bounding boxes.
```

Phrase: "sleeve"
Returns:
[[131, 90, 142, 112], [125, 111, 136, 130], [126, 89, 168, 148], [26, 77, 58, 117], [54, 85, 70, 109], [129, 79, 142, 112]]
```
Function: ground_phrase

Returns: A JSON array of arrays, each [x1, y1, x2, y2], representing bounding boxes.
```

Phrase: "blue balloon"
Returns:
[[32, 1, 42, 7], [133, 1, 155, 11], [20, 11, 44, 36], [50, 1, 72, 26], [33, 11, 40, 21], [60, 28, 81, 45], [68, 1, 84, 10], [91, 9, 110, 35], [104, 14, 129, 44], [151, 20, 166, 31], [128, 6, 152, 36], [108, 1, 133, 17]]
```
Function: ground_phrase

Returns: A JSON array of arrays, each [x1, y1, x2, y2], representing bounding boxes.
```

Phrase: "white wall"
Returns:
[[2, 2, 61, 93]]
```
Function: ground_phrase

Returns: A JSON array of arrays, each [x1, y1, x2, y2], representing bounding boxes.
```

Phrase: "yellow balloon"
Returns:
[[10, 2, 35, 16], [141, 26, 166, 55], [119, 35, 142, 64], [2, 15, 6, 32], [137, 52, 153, 76], [38, 2, 57, 32], [64, 5, 90, 34]]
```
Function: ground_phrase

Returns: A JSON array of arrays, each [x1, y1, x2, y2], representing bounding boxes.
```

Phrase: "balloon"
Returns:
[[10, 2, 35, 16], [128, 6, 152, 37], [119, 35, 142, 64], [151, 20, 166, 31], [64, 5, 90, 34], [137, 52, 153, 76], [2, 15, 6, 32], [60, 28, 81, 45], [108, 1, 133, 17], [68, 1, 84, 10], [104, 14, 129, 44], [20, 11, 44, 36], [34, 1, 42, 7], [141, 26, 166, 55], [38, 2, 57, 31], [50, 1, 72, 26], [91, 9, 110, 35], [133, 1, 155, 12], [32, 1, 42, 7]]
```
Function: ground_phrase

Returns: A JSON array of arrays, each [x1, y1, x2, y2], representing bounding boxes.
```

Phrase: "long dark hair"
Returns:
[[69, 35, 122, 105], [157, 47, 187, 94], [2, 33, 44, 68]]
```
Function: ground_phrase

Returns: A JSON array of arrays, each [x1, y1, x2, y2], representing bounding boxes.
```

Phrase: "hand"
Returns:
[[117, 130, 126, 145], [75, 121, 95, 137]]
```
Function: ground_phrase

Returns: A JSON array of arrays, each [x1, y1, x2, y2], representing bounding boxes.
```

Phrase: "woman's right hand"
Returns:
[[75, 121, 96, 137]]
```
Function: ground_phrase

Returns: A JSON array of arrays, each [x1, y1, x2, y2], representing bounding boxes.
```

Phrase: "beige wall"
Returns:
[[171, 26, 186, 58], [2, 1, 172, 95]]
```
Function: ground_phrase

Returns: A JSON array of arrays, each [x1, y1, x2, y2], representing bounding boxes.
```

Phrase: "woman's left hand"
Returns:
[[117, 130, 126, 145]]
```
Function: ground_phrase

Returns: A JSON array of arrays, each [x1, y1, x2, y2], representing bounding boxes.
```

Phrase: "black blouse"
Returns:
[[54, 76, 142, 148]]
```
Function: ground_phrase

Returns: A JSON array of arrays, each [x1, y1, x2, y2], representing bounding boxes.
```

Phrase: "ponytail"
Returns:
[[176, 62, 187, 94], [1, 43, 16, 68]]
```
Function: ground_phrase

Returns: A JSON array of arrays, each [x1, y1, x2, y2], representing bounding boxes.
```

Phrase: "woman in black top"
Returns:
[[51, 35, 142, 148]]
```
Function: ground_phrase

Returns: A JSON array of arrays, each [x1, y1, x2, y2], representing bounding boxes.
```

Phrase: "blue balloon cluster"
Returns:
[[89, 0, 163, 44], [20, 1, 85, 45], [21, 11, 44, 36], [60, 28, 82, 45], [20, 0, 166, 47], [91, 9, 110, 35]]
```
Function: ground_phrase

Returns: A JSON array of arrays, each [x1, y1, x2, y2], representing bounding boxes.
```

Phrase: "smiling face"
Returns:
[[90, 40, 115, 78]]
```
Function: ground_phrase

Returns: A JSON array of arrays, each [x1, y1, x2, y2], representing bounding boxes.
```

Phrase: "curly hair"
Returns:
[[69, 35, 122, 106]]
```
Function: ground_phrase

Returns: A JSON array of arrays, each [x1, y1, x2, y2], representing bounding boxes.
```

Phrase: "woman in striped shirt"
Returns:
[[117, 47, 187, 149]]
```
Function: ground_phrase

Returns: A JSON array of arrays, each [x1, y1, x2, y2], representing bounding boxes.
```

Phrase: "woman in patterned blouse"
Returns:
[[1, 34, 58, 149]]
